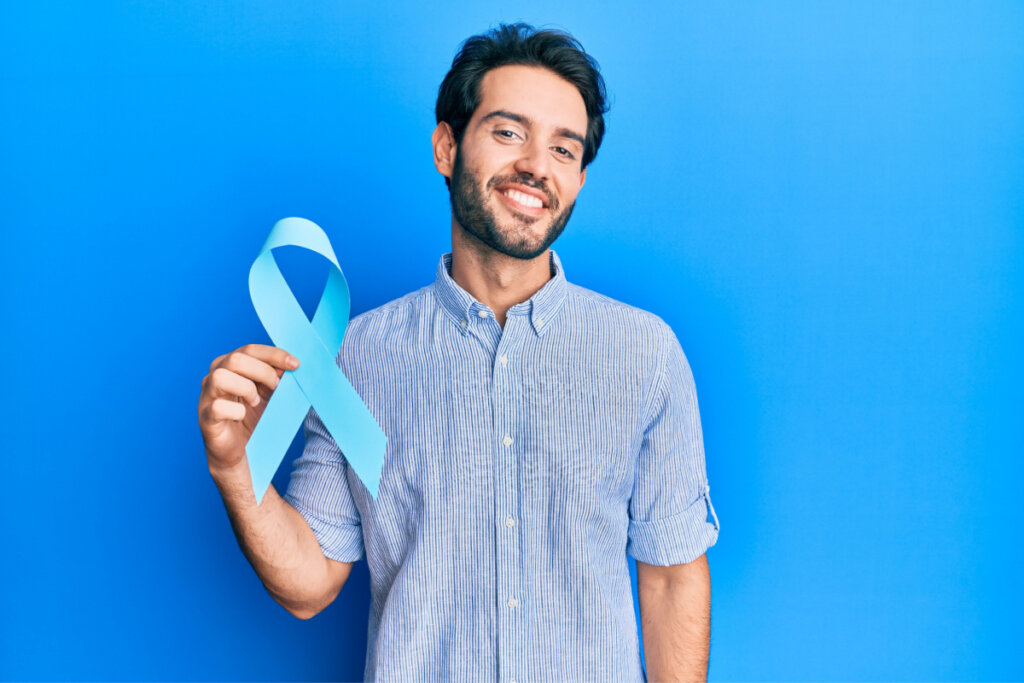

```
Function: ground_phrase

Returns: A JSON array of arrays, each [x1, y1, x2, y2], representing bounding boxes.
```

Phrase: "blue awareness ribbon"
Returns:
[[245, 216, 387, 504]]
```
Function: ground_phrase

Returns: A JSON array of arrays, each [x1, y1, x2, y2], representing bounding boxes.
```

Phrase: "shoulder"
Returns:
[[563, 281, 694, 389], [331, 285, 433, 369], [344, 285, 433, 338], [564, 281, 674, 347]]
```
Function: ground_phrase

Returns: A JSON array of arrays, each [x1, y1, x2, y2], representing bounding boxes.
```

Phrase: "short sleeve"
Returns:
[[626, 323, 720, 566], [282, 407, 366, 562]]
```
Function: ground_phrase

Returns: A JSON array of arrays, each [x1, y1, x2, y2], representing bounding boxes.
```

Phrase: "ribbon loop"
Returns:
[[245, 217, 386, 504]]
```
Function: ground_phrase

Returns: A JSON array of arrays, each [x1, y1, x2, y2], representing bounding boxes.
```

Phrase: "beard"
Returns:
[[448, 147, 576, 261]]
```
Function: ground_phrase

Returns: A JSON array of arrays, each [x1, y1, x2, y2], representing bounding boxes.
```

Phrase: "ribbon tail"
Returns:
[[246, 373, 310, 504], [316, 396, 387, 500], [291, 352, 388, 499]]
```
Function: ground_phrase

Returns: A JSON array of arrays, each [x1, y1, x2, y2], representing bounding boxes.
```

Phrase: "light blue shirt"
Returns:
[[283, 249, 720, 682]]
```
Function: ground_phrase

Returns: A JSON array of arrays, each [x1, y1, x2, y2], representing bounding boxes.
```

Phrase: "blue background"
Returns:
[[1, 1, 1021, 681]]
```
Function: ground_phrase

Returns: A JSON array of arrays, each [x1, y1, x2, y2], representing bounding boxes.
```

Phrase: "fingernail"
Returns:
[[288, 356, 299, 368]]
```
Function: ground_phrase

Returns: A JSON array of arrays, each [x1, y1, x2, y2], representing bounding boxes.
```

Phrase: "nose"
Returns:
[[512, 136, 552, 183]]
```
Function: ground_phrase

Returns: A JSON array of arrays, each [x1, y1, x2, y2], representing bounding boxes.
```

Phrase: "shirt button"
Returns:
[[499, 355, 508, 366], [507, 597, 517, 609], [502, 435, 513, 447], [536, 317, 544, 327], [505, 516, 515, 528], [477, 309, 489, 318], [460, 319, 467, 328]]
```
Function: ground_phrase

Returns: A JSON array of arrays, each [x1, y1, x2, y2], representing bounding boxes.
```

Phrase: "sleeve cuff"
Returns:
[[627, 487, 720, 566], [283, 493, 366, 563]]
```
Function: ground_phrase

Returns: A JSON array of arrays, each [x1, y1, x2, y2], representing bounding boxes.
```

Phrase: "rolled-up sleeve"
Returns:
[[282, 407, 366, 563], [627, 322, 720, 566]]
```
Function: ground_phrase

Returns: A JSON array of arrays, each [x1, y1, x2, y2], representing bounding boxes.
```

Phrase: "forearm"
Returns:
[[638, 569, 711, 682], [209, 457, 337, 617]]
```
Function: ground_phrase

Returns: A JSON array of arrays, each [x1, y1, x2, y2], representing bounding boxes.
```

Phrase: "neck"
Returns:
[[448, 218, 552, 329]]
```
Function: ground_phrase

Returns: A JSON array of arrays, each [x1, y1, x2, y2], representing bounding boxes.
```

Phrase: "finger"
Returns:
[[221, 351, 288, 394], [209, 397, 247, 422], [239, 343, 300, 371], [208, 367, 262, 407]]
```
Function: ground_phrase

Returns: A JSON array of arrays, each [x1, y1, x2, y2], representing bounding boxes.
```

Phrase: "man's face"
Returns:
[[446, 65, 588, 260]]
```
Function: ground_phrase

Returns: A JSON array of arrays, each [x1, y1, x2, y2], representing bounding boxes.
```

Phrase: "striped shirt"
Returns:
[[283, 249, 720, 682]]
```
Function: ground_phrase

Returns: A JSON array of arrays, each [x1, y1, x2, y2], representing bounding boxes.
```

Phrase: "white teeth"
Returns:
[[503, 189, 543, 208]]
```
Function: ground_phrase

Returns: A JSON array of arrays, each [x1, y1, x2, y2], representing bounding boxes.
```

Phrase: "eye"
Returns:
[[553, 146, 576, 160], [494, 129, 520, 141]]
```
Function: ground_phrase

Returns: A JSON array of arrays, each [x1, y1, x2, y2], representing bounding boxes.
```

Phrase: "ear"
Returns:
[[432, 122, 457, 180], [578, 166, 587, 191]]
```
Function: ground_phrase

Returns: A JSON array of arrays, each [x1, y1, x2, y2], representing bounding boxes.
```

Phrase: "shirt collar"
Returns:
[[432, 249, 568, 337]]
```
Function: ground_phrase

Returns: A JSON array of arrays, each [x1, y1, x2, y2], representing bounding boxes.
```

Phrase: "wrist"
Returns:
[[209, 460, 263, 517], [208, 455, 251, 490]]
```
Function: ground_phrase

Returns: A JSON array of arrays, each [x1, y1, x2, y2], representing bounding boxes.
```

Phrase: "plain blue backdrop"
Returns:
[[1, 2, 1021, 681]]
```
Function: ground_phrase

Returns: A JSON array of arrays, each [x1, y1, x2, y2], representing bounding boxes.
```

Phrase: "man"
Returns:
[[198, 22, 720, 682]]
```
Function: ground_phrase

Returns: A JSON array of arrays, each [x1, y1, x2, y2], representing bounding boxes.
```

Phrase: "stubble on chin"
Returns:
[[448, 155, 574, 261]]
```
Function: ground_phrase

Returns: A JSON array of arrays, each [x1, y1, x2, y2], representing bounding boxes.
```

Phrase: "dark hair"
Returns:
[[436, 22, 609, 175]]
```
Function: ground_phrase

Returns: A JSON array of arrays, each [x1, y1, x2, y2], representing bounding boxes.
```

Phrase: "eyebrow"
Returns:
[[480, 109, 586, 148]]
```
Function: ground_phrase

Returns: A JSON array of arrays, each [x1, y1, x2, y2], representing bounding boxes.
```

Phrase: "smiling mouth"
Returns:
[[497, 187, 548, 216]]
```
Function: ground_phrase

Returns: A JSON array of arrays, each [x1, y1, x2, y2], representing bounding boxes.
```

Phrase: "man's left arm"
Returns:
[[636, 553, 711, 683]]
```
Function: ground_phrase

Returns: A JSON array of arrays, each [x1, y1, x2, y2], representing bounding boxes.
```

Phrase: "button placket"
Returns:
[[492, 317, 526, 683]]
